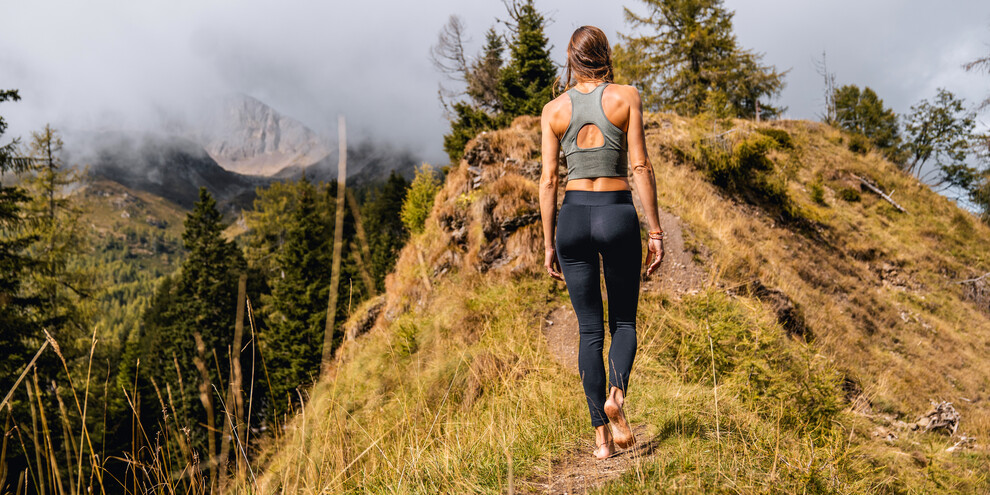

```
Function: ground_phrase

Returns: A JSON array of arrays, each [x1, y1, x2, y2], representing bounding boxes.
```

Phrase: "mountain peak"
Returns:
[[200, 94, 331, 176]]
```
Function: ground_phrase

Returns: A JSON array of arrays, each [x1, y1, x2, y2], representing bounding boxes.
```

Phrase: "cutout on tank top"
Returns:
[[576, 123, 605, 149]]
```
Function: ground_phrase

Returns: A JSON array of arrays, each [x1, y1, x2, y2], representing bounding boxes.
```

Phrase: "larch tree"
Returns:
[[617, 0, 786, 120], [21, 124, 90, 350], [964, 44, 990, 221]]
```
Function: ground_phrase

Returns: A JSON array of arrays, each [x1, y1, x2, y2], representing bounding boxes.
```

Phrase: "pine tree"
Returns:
[[259, 177, 332, 411], [133, 187, 246, 453], [618, 0, 786, 119], [498, 0, 557, 120], [435, 1, 556, 162], [0, 88, 37, 393], [833, 85, 903, 162], [362, 171, 409, 292], [467, 28, 506, 114]]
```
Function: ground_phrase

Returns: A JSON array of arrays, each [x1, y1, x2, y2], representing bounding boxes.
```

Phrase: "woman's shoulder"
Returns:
[[541, 92, 572, 136], [542, 92, 571, 116], [604, 83, 641, 102]]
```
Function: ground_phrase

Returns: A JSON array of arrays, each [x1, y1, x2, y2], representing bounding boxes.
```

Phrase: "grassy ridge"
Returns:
[[243, 115, 990, 493]]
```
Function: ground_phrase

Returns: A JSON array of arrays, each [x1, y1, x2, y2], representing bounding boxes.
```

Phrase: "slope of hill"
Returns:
[[72, 177, 188, 352], [73, 131, 271, 211], [272, 139, 418, 185], [240, 115, 990, 493], [197, 94, 332, 176]]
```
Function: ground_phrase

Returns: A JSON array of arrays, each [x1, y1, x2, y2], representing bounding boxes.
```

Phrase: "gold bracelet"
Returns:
[[648, 229, 665, 240]]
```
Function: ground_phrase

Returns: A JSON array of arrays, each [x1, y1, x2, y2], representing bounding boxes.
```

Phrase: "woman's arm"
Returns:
[[540, 102, 564, 281], [625, 88, 665, 276]]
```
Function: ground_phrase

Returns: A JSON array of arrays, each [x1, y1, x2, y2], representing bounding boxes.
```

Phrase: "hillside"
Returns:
[[72, 177, 188, 349], [240, 114, 990, 493], [272, 139, 418, 185], [72, 131, 271, 212]]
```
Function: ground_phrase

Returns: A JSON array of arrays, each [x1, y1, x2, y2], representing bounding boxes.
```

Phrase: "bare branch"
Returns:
[[430, 15, 469, 80]]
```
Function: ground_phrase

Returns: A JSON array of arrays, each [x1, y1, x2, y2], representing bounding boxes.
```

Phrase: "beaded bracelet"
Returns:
[[648, 229, 665, 240]]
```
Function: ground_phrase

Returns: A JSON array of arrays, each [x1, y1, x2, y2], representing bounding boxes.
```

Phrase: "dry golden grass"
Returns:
[[237, 113, 990, 493]]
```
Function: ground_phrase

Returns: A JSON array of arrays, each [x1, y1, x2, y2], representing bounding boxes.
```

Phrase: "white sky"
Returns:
[[1, 0, 989, 165]]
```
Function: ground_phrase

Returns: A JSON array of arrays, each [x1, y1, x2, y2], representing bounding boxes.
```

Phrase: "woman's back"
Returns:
[[559, 83, 628, 181], [543, 82, 639, 191]]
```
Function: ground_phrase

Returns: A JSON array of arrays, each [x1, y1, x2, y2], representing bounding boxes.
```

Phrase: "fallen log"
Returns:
[[852, 174, 907, 213]]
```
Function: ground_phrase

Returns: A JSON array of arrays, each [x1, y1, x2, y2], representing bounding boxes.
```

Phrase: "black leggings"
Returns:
[[555, 190, 641, 427]]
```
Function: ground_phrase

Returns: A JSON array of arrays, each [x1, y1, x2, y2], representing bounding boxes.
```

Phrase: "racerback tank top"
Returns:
[[559, 83, 628, 181]]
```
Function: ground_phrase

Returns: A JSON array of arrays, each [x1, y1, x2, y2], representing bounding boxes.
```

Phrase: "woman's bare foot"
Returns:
[[593, 424, 615, 460], [604, 387, 636, 449]]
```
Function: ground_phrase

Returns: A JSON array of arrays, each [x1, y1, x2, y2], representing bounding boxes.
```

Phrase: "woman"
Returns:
[[539, 25, 664, 460]]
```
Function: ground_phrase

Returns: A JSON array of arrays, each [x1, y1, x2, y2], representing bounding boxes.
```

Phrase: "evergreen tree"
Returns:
[[362, 171, 409, 292], [259, 177, 332, 411], [435, 0, 556, 162], [833, 85, 903, 162], [467, 28, 506, 114], [498, 0, 557, 119], [132, 187, 246, 453], [618, 0, 786, 119], [443, 102, 497, 163], [21, 125, 90, 350], [0, 88, 37, 393]]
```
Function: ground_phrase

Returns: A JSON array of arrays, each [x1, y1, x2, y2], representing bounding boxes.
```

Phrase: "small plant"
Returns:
[[847, 133, 871, 155], [401, 163, 443, 234], [395, 322, 419, 357], [755, 127, 794, 149], [809, 178, 827, 206], [838, 187, 861, 202]]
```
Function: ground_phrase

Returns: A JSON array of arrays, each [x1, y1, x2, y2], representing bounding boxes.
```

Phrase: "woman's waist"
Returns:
[[561, 188, 634, 206], [564, 176, 630, 193]]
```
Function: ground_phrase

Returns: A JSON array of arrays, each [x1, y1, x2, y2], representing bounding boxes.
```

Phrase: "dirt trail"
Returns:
[[532, 208, 705, 493], [516, 424, 659, 494]]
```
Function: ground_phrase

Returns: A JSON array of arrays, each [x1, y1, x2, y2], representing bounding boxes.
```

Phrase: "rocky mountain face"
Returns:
[[64, 95, 418, 212], [198, 94, 332, 177]]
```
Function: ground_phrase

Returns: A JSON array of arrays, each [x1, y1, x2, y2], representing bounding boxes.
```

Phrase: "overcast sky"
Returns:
[[2, 0, 989, 165]]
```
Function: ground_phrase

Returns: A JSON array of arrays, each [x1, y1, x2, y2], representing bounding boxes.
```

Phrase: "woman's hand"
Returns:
[[645, 238, 664, 277], [545, 247, 564, 281]]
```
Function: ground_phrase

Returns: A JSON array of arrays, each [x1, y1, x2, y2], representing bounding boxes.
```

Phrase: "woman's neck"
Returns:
[[573, 79, 606, 92]]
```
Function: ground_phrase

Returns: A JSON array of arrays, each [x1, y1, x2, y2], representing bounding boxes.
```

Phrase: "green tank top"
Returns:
[[559, 83, 628, 181]]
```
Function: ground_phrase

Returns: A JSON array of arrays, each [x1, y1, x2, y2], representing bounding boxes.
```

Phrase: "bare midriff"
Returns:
[[565, 176, 631, 191]]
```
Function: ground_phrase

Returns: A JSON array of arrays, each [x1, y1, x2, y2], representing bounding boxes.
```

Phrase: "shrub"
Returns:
[[838, 187, 861, 202], [696, 132, 789, 210], [755, 127, 794, 149], [809, 180, 826, 206], [401, 164, 442, 234], [847, 133, 871, 155]]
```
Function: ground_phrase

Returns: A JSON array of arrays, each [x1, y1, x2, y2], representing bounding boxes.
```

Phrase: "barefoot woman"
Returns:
[[539, 26, 664, 460]]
